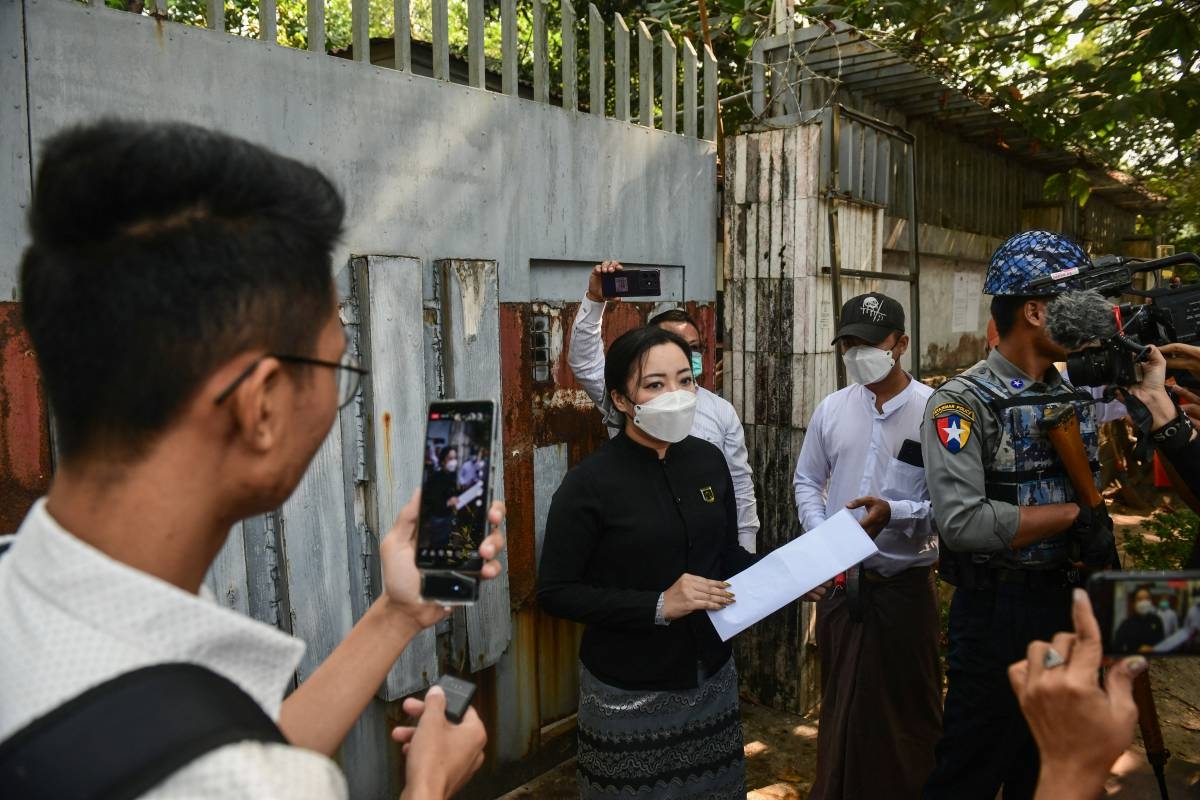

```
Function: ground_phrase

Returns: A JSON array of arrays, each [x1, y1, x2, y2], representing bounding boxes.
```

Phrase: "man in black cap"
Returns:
[[793, 291, 942, 800]]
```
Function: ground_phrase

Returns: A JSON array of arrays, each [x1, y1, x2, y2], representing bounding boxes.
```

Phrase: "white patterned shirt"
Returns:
[[0, 500, 348, 799], [567, 295, 761, 552]]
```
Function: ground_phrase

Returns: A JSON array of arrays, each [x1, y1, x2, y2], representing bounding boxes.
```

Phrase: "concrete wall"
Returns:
[[1, 0, 716, 302]]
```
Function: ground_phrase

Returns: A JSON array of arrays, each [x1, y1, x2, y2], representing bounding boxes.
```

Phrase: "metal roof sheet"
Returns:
[[756, 20, 1164, 212]]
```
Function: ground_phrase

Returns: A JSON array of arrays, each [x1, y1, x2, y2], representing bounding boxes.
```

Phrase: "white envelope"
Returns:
[[707, 509, 878, 641]]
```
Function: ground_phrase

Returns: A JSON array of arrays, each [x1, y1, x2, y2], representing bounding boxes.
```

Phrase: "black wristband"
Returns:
[[1152, 410, 1195, 453]]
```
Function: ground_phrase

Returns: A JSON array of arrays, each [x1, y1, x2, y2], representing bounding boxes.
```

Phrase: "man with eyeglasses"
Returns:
[[567, 261, 761, 552], [0, 120, 504, 799]]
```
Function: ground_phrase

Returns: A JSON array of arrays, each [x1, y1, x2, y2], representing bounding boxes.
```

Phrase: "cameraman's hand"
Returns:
[[1128, 346, 1176, 429], [587, 260, 623, 303], [1007, 589, 1146, 800], [380, 490, 506, 629], [1073, 502, 1116, 571], [1161, 342, 1200, 377], [662, 573, 735, 621], [394, 686, 487, 800]]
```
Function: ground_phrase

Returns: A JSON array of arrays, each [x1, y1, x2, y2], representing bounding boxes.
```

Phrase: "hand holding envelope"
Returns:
[[707, 509, 879, 642]]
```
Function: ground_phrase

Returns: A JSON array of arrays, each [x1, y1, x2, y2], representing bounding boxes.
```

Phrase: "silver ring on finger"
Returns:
[[1043, 647, 1067, 669]]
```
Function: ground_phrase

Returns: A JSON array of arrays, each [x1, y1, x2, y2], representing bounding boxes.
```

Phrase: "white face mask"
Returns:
[[843, 345, 896, 386], [631, 390, 697, 443], [1136, 599, 1155, 616], [444, 459, 459, 472]]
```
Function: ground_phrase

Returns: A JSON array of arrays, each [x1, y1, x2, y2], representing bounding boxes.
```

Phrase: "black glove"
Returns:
[[1073, 502, 1117, 570]]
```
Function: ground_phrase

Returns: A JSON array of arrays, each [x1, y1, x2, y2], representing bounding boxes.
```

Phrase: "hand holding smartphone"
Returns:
[[417, 400, 497, 605]]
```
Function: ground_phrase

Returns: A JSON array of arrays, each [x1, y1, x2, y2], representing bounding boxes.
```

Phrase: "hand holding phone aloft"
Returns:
[[379, 489, 506, 628]]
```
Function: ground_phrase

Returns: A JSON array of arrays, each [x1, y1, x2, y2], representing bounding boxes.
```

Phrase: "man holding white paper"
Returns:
[[792, 292, 942, 800]]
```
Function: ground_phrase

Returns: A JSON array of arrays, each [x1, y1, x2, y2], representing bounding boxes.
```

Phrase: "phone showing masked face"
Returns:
[[417, 400, 497, 605], [1088, 571, 1200, 657]]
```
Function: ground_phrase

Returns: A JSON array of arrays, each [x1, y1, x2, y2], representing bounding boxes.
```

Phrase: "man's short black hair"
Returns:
[[647, 307, 700, 337], [20, 119, 345, 461], [990, 295, 1037, 338]]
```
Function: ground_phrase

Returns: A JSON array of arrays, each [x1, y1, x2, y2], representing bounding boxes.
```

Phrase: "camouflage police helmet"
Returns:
[[983, 230, 1091, 296]]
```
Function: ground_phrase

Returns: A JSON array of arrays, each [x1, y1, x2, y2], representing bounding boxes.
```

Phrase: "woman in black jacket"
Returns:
[[537, 325, 756, 800]]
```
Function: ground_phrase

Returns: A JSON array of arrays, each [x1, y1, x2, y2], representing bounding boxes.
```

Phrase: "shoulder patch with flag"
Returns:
[[935, 413, 972, 453]]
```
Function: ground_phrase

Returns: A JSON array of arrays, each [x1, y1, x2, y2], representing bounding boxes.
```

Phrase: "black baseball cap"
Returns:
[[832, 292, 905, 345]]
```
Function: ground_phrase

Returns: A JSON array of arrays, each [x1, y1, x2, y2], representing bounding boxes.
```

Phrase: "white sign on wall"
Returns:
[[952, 271, 982, 334]]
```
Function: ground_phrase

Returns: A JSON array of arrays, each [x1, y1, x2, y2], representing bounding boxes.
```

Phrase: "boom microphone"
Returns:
[[1046, 290, 1118, 350]]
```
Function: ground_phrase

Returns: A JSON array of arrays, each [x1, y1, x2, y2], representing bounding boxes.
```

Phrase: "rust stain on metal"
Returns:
[[0, 303, 51, 534], [381, 411, 394, 488]]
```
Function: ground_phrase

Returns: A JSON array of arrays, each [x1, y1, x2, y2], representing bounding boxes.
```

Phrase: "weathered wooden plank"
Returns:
[[532, 0, 548, 102], [757, 130, 772, 205], [703, 43, 718, 141], [393, 0, 411, 71], [354, 255, 437, 700], [751, 42, 765, 118], [588, 4, 605, 116], [638, 20, 654, 127], [533, 444, 568, 569], [468, 0, 485, 87], [437, 260, 512, 672], [260, 0, 277, 43], [744, 201, 758, 281], [206, 523, 250, 616], [280, 420, 354, 684], [207, 0, 222, 31], [240, 513, 288, 630], [614, 13, 630, 121], [307, 0, 324, 53], [502, 0, 517, 95], [350, 0, 370, 61], [660, 31, 676, 134], [432, 0, 449, 79], [733, 135, 748, 206], [769, 130, 783, 280], [561, 0, 577, 110], [682, 37, 697, 139]]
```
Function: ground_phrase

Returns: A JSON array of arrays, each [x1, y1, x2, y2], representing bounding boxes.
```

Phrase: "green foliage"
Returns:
[[1123, 506, 1199, 571]]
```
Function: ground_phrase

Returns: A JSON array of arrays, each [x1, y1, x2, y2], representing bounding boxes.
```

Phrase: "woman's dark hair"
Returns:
[[604, 326, 692, 400], [20, 119, 344, 461]]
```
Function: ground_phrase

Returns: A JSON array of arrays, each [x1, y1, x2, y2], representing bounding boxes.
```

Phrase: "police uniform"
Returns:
[[921, 231, 1107, 800]]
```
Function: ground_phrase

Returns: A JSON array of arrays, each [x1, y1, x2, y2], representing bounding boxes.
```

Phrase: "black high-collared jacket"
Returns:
[[537, 432, 758, 690]]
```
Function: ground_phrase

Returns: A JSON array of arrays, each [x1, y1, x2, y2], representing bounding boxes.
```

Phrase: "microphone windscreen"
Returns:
[[1046, 290, 1118, 349]]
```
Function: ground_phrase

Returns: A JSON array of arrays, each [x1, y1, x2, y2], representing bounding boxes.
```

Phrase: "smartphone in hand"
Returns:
[[1088, 570, 1200, 656], [417, 400, 497, 604], [600, 268, 662, 298]]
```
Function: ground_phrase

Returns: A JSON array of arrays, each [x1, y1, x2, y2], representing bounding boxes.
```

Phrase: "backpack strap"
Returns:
[[0, 662, 286, 800]]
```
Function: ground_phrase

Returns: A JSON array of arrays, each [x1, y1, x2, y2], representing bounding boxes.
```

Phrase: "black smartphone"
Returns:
[[417, 400, 497, 605], [434, 675, 477, 724], [600, 268, 662, 298], [1088, 570, 1200, 657]]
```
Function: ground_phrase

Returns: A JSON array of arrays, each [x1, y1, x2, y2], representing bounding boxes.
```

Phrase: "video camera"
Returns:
[[1029, 252, 1200, 387]]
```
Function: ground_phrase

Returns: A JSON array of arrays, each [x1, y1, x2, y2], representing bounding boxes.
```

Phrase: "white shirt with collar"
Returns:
[[793, 378, 937, 576], [567, 295, 761, 552], [0, 500, 348, 799]]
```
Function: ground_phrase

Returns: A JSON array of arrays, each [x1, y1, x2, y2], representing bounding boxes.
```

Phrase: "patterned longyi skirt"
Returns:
[[576, 658, 746, 799]]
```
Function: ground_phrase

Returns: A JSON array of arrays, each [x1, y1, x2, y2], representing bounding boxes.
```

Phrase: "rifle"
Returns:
[[1039, 402, 1172, 800]]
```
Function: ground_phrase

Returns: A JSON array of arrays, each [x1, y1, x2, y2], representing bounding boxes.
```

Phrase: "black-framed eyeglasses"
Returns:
[[214, 352, 369, 409]]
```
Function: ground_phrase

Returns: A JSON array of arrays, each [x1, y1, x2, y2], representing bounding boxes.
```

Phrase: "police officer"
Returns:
[[921, 230, 1117, 799]]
